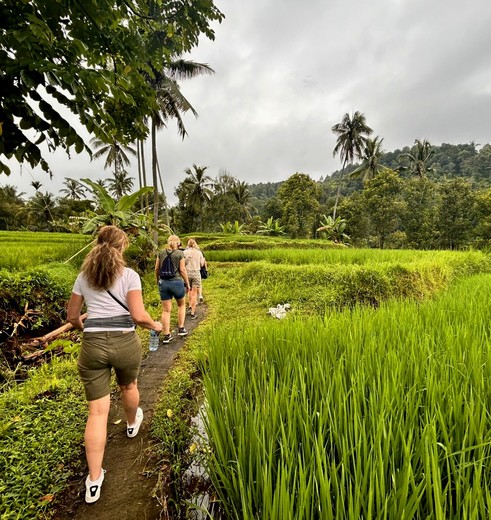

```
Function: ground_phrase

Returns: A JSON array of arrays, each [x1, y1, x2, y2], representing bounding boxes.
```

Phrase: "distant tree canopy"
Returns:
[[0, 0, 223, 175], [277, 173, 320, 238], [4, 141, 491, 250]]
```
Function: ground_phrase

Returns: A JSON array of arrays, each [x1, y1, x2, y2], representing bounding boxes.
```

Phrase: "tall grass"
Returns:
[[201, 275, 491, 519]]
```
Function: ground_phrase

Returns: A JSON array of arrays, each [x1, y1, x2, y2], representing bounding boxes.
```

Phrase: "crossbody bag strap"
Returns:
[[107, 290, 130, 312]]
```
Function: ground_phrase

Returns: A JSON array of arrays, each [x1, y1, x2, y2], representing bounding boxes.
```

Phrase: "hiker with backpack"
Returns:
[[155, 234, 191, 343]]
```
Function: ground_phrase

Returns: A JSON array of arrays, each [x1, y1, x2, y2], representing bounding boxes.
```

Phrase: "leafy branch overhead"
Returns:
[[0, 0, 224, 175]]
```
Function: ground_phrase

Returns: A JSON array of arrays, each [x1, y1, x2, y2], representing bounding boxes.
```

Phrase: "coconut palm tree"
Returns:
[[90, 137, 137, 176], [31, 180, 42, 192], [400, 139, 435, 178], [182, 164, 213, 231], [331, 111, 373, 218], [106, 170, 135, 200], [147, 59, 215, 228], [60, 178, 86, 199], [233, 181, 253, 221], [0, 184, 25, 202], [27, 191, 57, 224], [350, 136, 385, 185]]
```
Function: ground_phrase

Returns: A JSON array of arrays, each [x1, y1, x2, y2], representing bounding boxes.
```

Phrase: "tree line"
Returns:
[[2, 136, 491, 250]]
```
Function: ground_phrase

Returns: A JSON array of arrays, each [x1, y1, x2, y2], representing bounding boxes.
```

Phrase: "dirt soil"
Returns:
[[52, 307, 206, 520]]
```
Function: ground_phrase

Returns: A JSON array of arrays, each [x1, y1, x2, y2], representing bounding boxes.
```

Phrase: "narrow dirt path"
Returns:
[[54, 308, 205, 520]]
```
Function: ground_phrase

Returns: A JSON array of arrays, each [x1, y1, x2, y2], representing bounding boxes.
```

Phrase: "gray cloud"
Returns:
[[4, 0, 491, 204]]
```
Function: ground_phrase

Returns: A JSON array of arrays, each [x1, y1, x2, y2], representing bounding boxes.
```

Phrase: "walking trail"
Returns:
[[54, 309, 205, 520]]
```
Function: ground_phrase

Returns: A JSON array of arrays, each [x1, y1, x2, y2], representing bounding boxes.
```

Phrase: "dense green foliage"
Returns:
[[0, 264, 77, 335], [0, 357, 87, 519], [3, 141, 491, 249], [0, 0, 223, 174]]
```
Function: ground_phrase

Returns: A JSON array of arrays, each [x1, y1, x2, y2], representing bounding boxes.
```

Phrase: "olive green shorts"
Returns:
[[78, 330, 142, 401]]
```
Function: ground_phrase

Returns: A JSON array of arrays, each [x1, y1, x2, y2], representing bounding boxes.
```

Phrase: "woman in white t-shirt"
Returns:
[[184, 238, 205, 319], [67, 225, 162, 504]]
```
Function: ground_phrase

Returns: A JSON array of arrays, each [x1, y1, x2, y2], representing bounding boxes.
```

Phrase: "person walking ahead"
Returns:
[[184, 238, 205, 319], [155, 234, 191, 343], [67, 225, 163, 504]]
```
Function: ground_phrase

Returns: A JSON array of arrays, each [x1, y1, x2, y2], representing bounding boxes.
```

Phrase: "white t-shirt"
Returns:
[[184, 248, 204, 271], [72, 267, 141, 332]]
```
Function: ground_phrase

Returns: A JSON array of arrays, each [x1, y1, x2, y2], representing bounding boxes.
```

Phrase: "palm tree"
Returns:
[[106, 170, 135, 199], [60, 178, 86, 199], [90, 137, 137, 176], [400, 139, 435, 178], [350, 136, 385, 185], [233, 181, 253, 221], [147, 59, 215, 228], [331, 111, 373, 218], [182, 164, 213, 230], [0, 185, 25, 202], [31, 180, 42, 192], [28, 191, 57, 224]]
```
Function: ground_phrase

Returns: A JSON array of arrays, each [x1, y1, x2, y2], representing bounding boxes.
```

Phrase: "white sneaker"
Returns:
[[85, 469, 105, 504], [127, 407, 143, 438]]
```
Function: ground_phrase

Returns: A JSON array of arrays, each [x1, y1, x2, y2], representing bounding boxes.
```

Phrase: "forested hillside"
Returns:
[[2, 142, 491, 250]]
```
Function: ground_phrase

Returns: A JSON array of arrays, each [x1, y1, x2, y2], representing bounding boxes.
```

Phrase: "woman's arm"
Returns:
[[178, 258, 190, 289], [67, 293, 85, 330], [154, 255, 160, 284], [127, 290, 162, 331]]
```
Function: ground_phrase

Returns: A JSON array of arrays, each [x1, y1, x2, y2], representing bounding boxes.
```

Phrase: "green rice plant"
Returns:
[[0, 231, 93, 270], [203, 236, 345, 251], [226, 257, 473, 313], [200, 275, 491, 519], [204, 247, 491, 270]]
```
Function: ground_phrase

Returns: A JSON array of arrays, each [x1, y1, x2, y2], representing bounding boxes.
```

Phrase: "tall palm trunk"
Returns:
[[156, 158, 170, 228], [151, 118, 159, 242], [332, 158, 347, 220], [139, 140, 149, 211], [137, 139, 144, 211]]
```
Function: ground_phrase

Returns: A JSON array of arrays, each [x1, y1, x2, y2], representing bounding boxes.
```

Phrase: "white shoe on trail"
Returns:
[[127, 407, 143, 438], [85, 469, 106, 504]]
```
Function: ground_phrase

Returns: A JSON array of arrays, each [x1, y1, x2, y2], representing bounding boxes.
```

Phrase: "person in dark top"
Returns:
[[155, 234, 191, 343]]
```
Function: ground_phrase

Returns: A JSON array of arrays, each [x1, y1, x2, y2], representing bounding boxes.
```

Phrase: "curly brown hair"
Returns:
[[81, 226, 129, 290]]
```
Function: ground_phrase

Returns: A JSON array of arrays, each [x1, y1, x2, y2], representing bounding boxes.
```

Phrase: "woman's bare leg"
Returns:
[[85, 395, 110, 481]]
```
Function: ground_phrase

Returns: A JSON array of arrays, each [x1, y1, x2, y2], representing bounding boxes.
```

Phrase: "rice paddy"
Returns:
[[198, 254, 491, 519]]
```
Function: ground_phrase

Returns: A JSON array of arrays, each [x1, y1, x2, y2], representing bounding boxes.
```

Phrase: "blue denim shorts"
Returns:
[[158, 278, 186, 301]]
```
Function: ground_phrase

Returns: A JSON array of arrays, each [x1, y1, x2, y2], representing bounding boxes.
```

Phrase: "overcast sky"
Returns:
[[4, 0, 491, 204]]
